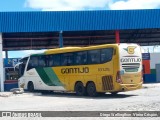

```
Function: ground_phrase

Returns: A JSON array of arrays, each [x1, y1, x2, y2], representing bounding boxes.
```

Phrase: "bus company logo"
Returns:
[[120, 57, 142, 63], [61, 67, 89, 74], [124, 46, 136, 54]]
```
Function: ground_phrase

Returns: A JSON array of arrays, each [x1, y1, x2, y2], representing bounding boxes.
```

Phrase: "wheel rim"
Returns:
[[89, 85, 95, 93], [87, 82, 97, 97], [75, 82, 85, 96], [77, 86, 82, 93]]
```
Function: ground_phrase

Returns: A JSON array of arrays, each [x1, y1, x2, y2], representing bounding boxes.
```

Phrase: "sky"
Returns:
[[1, 0, 160, 12], [1, 0, 160, 58]]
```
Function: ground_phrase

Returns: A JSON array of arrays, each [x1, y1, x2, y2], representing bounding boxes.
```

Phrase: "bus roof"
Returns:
[[17, 43, 140, 59], [45, 44, 119, 55]]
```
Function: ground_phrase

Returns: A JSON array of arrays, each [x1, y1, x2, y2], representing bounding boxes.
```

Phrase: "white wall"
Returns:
[[150, 53, 160, 69]]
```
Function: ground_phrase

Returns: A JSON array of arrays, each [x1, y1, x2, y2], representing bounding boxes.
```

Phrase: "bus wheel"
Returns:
[[27, 82, 34, 92], [75, 82, 86, 96], [87, 82, 97, 97]]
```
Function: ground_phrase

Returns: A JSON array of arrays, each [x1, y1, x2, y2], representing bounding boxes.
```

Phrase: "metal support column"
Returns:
[[115, 30, 120, 43], [59, 31, 63, 48], [0, 33, 4, 92], [5, 51, 8, 59]]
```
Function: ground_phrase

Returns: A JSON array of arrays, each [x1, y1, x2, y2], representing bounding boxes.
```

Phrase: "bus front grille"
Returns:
[[102, 76, 114, 90]]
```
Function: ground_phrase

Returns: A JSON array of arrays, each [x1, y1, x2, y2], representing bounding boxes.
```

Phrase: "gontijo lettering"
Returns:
[[121, 58, 142, 63], [61, 67, 89, 74]]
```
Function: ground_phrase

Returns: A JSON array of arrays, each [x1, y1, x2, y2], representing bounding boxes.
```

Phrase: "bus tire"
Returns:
[[27, 82, 34, 92], [75, 82, 86, 96], [86, 82, 97, 97]]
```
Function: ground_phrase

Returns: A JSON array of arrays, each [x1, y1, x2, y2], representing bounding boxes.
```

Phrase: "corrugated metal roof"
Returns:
[[0, 9, 160, 32]]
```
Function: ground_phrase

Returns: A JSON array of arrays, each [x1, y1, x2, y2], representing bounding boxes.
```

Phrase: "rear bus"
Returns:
[[116, 44, 143, 92]]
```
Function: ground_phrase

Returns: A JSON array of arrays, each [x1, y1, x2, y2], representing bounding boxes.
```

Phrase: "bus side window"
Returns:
[[61, 53, 74, 66], [48, 54, 61, 67], [48, 55, 54, 67], [67, 53, 74, 66], [75, 51, 87, 65], [88, 50, 100, 64], [39, 55, 46, 67], [101, 48, 113, 63], [53, 54, 61, 66], [61, 54, 67, 66], [27, 56, 38, 70]]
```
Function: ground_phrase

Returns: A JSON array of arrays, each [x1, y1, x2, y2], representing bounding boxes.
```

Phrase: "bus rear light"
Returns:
[[116, 71, 123, 83]]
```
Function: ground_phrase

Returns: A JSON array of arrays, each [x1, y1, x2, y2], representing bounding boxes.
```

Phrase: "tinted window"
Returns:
[[39, 56, 46, 67], [61, 53, 74, 66], [88, 50, 100, 64], [101, 48, 113, 63], [20, 57, 28, 65], [48, 55, 54, 67], [19, 57, 28, 76], [44, 48, 113, 67], [75, 51, 87, 65], [48, 54, 61, 67], [27, 56, 38, 70]]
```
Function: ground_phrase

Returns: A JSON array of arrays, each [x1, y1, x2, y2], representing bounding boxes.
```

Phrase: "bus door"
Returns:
[[26, 56, 43, 90], [16, 60, 27, 88]]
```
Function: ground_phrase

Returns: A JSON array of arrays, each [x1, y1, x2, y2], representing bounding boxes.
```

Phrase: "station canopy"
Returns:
[[3, 29, 160, 51], [1, 10, 160, 51]]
